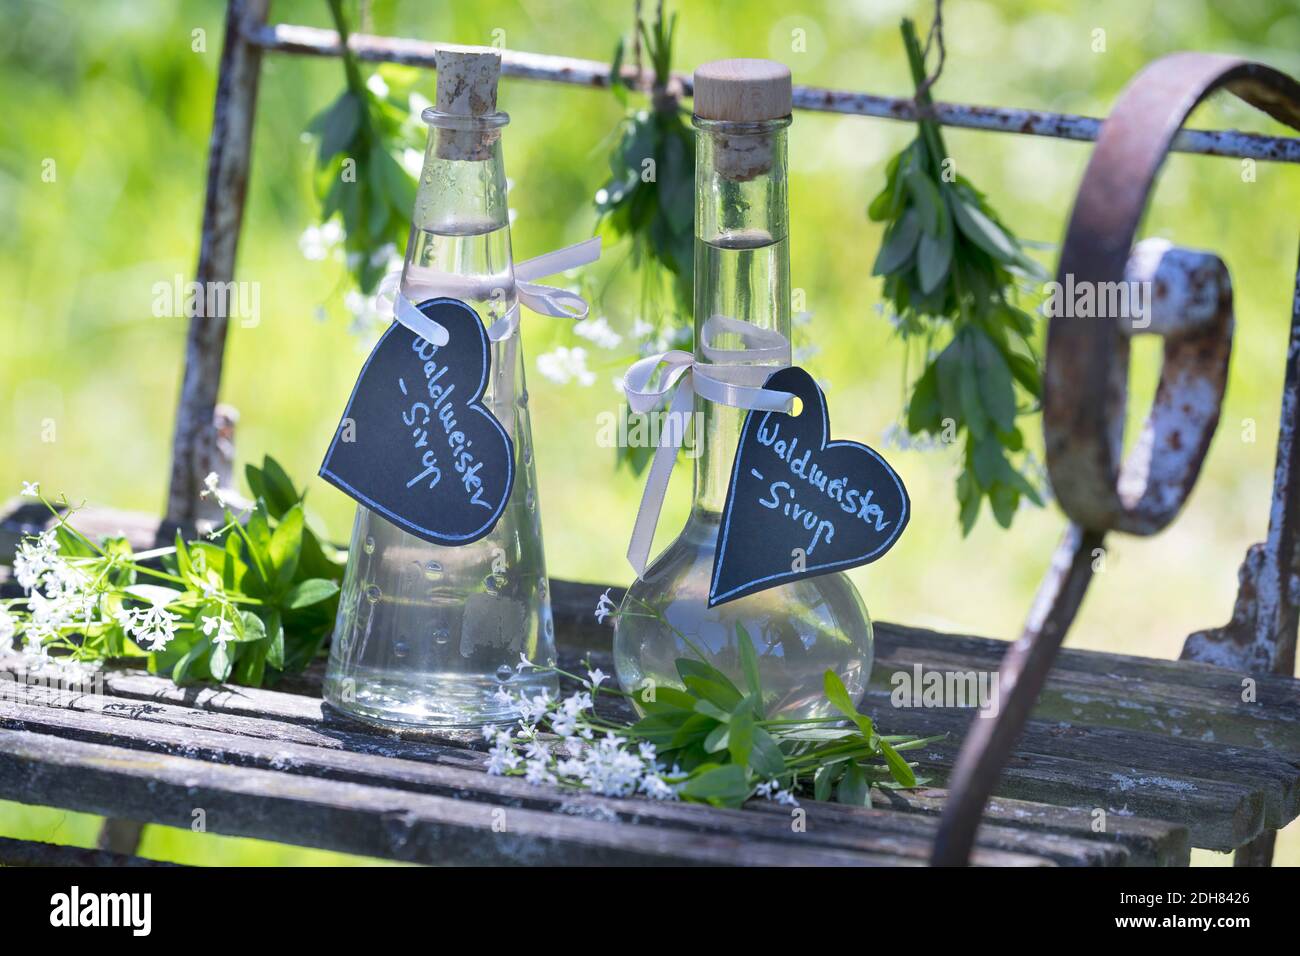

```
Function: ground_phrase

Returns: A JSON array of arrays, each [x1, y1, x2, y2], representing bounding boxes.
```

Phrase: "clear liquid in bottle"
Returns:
[[323, 79, 557, 730]]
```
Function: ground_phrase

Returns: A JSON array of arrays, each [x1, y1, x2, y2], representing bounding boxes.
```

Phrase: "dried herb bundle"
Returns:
[[871, 16, 1046, 532]]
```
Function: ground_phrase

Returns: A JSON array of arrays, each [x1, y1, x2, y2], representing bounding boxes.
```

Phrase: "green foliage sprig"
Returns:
[[493, 605, 940, 809], [305, 0, 422, 294], [871, 17, 1046, 533], [596, 4, 695, 321], [594, 3, 695, 476], [4, 458, 343, 688]]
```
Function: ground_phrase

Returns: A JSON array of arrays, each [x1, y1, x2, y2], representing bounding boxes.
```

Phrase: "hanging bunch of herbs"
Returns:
[[594, 1, 695, 474], [871, 11, 1047, 533], [303, 0, 423, 300]]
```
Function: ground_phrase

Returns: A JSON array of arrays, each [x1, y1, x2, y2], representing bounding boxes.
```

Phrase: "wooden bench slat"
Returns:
[[0, 727, 1061, 867], [0, 834, 178, 867], [854, 689, 1300, 828], [0, 688, 1143, 866], [0, 651, 1276, 852]]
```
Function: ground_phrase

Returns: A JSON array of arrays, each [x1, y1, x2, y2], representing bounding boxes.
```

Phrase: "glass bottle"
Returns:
[[324, 48, 556, 730], [612, 60, 873, 721]]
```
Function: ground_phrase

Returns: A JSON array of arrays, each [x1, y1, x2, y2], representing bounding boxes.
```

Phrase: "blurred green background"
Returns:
[[3, 0, 1299, 865]]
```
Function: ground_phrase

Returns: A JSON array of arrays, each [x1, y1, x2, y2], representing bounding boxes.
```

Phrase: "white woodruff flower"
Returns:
[[594, 588, 616, 624], [117, 602, 181, 652], [0, 607, 16, 647], [536, 346, 596, 386], [20, 481, 40, 498], [201, 614, 237, 647], [573, 316, 622, 350], [200, 472, 228, 508], [13, 530, 60, 593]]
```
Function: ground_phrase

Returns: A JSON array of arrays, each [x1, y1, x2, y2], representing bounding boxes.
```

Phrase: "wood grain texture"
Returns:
[[1, 542, 1293, 862]]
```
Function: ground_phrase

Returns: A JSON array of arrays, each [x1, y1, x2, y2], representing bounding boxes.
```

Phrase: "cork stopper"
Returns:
[[693, 59, 793, 123], [693, 59, 791, 181], [433, 44, 502, 161]]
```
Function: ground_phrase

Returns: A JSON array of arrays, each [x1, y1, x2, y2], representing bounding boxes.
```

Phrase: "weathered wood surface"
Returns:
[[0, 835, 178, 867], [0, 657, 1184, 866], [4, 504, 1295, 863]]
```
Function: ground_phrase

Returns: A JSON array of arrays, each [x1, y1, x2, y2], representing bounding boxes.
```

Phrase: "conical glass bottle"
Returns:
[[612, 60, 873, 721], [324, 47, 556, 730]]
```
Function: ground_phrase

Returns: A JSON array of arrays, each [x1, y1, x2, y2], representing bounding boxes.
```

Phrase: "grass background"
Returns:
[[2, 0, 1299, 864]]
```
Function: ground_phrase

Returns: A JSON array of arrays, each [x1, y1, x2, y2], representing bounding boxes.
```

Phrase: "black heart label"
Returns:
[[319, 297, 514, 546], [710, 366, 910, 606]]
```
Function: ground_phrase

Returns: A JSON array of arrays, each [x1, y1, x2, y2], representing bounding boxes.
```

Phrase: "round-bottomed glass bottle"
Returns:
[[324, 47, 556, 730], [612, 60, 873, 721]]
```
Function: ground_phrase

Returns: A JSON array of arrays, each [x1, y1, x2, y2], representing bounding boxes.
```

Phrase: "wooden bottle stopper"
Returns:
[[693, 59, 792, 181], [434, 44, 502, 161]]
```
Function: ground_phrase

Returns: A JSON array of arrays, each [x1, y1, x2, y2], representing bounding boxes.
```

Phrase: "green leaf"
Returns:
[[677, 658, 744, 710], [678, 764, 749, 807], [608, 36, 628, 108], [704, 721, 730, 753], [904, 166, 943, 235], [880, 740, 917, 788], [958, 336, 989, 440], [906, 359, 942, 434], [307, 91, 361, 164], [814, 763, 843, 802], [990, 483, 1018, 528], [264, 609, 285, 670], [727, 711, 754, 766], [669, 712, 718, 750], [209, 640, 233, 682], [872, 208, 921, 276], [959, 474, 982, 535], [822, 669, 873, 737], [637, 685, 698, 714], [239, 611, 267, 644], [693, 698, 731, 722], [951, 194, 1019, 264], [917, 226, 953, 294], [284, 578, 340, 610], [749, 726, 787, 778], [823, 669, 859, 721], [259, 456, 302, 518], [972, 330, 1016, 433], [630, 712, 691, 747], [171, 638, 209, 685], [867, 181, 895, 222], [173, 530, 194, 583], [735, 622, 763, 708], [836, 760, 871, 807], [268, 504, 304, 590]]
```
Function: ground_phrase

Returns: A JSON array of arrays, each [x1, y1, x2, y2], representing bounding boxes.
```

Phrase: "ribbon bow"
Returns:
[[622, 315, 796, 577], [379, 236, 602, 346]]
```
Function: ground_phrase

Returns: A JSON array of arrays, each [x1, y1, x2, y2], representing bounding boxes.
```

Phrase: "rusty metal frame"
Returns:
[[165, 0, 269, 530], [933, 55, 1300, 866], [173, 5, 1300, 868]]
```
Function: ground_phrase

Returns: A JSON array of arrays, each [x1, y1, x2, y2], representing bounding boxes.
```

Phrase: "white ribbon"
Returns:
[[379, 236, 602, 346], [623, 314, 797, 578]]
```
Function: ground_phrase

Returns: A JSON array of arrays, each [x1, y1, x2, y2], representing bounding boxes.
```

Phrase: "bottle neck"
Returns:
[[403, 111, 515, 319], [691, 118, 792, 518]]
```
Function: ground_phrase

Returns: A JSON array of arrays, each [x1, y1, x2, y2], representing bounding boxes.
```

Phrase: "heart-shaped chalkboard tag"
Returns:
[[319, 297, 514, 547], [710, 366, 910, 607]]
